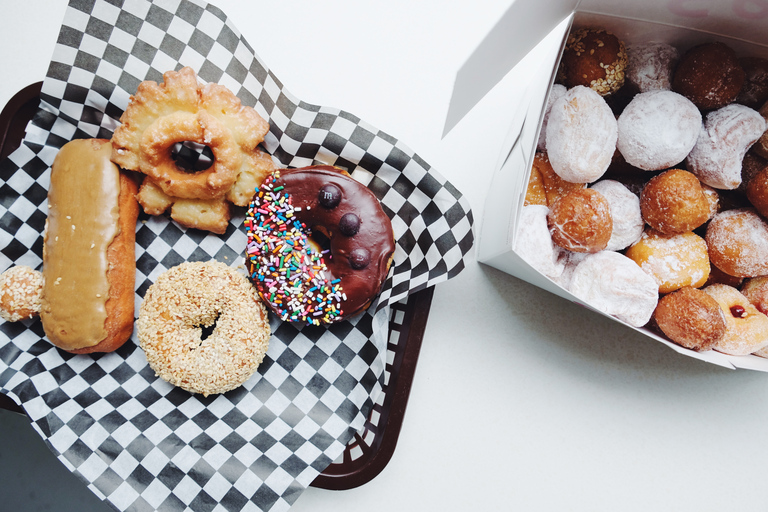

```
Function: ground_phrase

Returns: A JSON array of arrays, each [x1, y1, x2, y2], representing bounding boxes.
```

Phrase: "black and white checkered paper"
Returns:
[[0, 0, 473, 510]]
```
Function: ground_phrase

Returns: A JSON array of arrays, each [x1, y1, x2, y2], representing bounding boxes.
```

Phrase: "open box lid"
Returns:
[[443, 0, 768, 136]]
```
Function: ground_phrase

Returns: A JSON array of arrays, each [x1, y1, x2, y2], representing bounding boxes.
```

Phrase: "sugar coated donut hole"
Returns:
[[672, 42, 745, 111], [741, 276, 768, 316], [625, 42, 679, 93], [746, 167, 768, 218], [640, 169, 710, 235], [617, 90, 701, 171], [736, 57, 768, 110], [625, 229, 710, 294], [547, 188, 613, 253], [706, 208, 768, 278], [703, 284, 768, 356], [530, 152, 585, 206], [559, 28, 627, 96], [653, 286, 726, 351]]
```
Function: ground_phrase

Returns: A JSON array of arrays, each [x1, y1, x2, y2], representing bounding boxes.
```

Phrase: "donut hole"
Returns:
[[194, 313, 220, 347], [172, 141, 214, 173]]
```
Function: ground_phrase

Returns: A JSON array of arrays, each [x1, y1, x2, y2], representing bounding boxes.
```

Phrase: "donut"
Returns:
[[702, 284, 768, 356], [245, 166, 395, 324], [640, 169, 710, 235], [740, 151, 768, 194], [545, 86, 618, 183], [0, 266, 43, 322], [111, 66, 270, 200], [625, 43, 679, 93], [736, 57, 768, 110], [537, 84, 567, 152], [746, 166, 768, 218], [530, 152, 585, 206], [137, 261, 270, 397], [706, 208, 768, 278], [686, 104, 767, 190], [547, 188, 613, 253], [514, 205, 567, 281], [753, 100, 768, 160], [625, 229, 710, 294], [524, 159, 547, 206], [672, 42, 745, 111], [616, 90, 701, 171], [589, 179, 643, 251], [701, 184, 720, 220], [42, 139, 140, 354], [653, 286, 726, 351], [567, 251, 659, 327], [741, 276, 768, 316], [558, 28, 627, 96]]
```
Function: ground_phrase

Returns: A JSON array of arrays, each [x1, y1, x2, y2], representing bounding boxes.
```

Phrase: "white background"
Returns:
[[2, 1, 768, 511]]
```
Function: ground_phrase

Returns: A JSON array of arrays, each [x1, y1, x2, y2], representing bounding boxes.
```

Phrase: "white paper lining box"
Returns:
[[448, 0, 768, 371]]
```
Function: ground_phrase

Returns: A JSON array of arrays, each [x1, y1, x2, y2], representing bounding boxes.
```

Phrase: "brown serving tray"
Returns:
[[0, 83, 434, 491]]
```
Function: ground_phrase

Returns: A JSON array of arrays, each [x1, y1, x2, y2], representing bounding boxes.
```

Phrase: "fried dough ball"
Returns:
[[702, 284, 768, 356], [672, 42, 745, 111], [625, 229, 710, 294], [640, 169, 710, 235], [741, 276, 768, 316], [530, 152, 585, 206], [0, 266, 43, 322], [547, 188, 613, 253], [559, 28, 627, 96], [746, 166, 768, 218], [625, 42, 679, 93], [706, 208, 768, 278], [653, 287, 726, 351], [546, 86, 618, 184], [589, 179, 643, 251]]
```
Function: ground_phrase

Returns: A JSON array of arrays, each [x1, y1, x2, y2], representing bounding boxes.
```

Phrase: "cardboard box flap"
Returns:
[[442, 0, 578, 136]]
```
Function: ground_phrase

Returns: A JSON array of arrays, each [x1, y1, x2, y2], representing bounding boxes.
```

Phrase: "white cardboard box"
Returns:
[[450, 0, 768, 370]]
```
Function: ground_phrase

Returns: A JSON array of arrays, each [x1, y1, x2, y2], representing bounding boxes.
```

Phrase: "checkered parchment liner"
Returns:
[[0, 0, 473, 510]]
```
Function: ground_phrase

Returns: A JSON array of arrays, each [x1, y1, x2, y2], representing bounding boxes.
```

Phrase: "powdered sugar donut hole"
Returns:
[[546, 86, 618, 183], [514, 205, 567, 280], [589, 179, 644, 251], [687, 104, 767, 189], [567, 251, 659, 327], [626, 43, 679, 93], [617, 90, 701, 171], [537, 84, 567, 152]]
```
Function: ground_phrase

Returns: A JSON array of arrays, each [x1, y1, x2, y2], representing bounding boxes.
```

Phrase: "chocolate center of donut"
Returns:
[[172, 141, 214, 173]]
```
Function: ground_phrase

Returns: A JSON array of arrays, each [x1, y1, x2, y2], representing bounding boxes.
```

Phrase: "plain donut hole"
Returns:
[[172, 141, 214, 173]]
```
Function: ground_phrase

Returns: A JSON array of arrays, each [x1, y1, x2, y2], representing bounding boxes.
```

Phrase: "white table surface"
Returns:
[[3, 1, 768, 511]]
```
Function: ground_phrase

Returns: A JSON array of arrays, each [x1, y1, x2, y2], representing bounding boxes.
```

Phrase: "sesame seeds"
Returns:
[[137, 261, 271, 397], [0, 266, 44, 322], [244, 171, 344, 325]]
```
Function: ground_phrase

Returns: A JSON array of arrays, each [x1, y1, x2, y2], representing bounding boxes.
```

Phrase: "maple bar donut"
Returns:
[[245, 166, 395, 324], [653, 286, 726, 352], [137, 261, 270, 397], [41, 139, 140, 354], [0, 266, 43, 322], [702, 284, 768, 356], [111, 66, 270, 201]]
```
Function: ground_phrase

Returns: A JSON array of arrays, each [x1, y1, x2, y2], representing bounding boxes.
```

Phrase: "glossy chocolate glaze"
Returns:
[[250, 166, 395, 320]]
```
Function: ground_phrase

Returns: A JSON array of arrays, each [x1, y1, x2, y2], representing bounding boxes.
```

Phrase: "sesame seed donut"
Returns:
[[0, 266, 43, 322], [137, 261, 270, 397], [245, 166, 395, 325], [702, 284, 768, 356], [558, 28, 627, 96], [111, 67, 270, 201]]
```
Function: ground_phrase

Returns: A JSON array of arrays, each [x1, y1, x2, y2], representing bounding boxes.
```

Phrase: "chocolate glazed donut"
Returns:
[[245, 165, 395, 323]]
